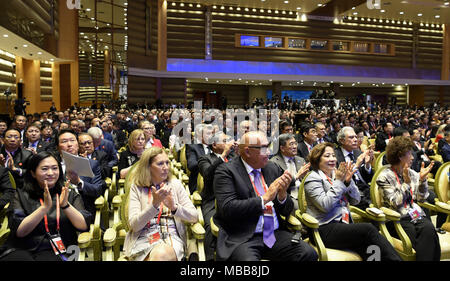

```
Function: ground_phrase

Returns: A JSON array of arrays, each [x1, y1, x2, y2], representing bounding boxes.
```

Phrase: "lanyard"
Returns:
[[39, 194, 60, 234], [393, 170, 414, 208], [147, 187, 163, 225], [248, 172, 268, 196]]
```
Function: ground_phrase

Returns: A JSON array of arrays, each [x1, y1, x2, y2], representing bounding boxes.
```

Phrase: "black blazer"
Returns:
[[334, 147, 373, 187], [22, 140, 52, 154], [0, 166, 14, 211], [0, 146, 33, 190], [186, 143, 207, 193], [297, 141, 314, 161], [213, 158, 293, 261], [90, 150, 111, 179]]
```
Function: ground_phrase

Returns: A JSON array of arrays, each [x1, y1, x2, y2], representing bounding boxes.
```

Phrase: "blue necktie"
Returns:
[[252, 170, 276, 248]]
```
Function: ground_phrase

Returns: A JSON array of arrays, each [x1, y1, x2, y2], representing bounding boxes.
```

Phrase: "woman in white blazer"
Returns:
[[123, 147, 198, 261]]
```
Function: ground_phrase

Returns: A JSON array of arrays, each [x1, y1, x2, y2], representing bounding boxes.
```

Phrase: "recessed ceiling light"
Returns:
[[381, 9, 385, 13], [86, 8, 91, 12], [417, 13, 422, 16], [296, 7, 301, 10], [2, 34, 8, 38], [284, 0, 289, 3], [37, 52, 42, 55], [445, 2, 449, 6], [435, 15, 440, 18], [399, 11, 404, 15], [23, 44, 28, 47]]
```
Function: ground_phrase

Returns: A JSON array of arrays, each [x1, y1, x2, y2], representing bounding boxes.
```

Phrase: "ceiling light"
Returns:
[[284, 1, 289, 3], [86, 8, 91, 12], [417, 13, 422, 16], [399, 11, 404, 15], [2, 34, 8, 38], [435, 15, 440, 18], [23, 44, 28, 47], [37, 52, 42, 55], [381, 9, 385, 12]]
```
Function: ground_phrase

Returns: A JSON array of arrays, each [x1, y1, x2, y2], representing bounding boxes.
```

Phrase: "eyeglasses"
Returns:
[[248, 145, 270, 153], [80, 141, 93, 146]]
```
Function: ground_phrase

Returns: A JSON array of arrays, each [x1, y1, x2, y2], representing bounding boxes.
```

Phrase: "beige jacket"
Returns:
[[123, 178, 198, 257]]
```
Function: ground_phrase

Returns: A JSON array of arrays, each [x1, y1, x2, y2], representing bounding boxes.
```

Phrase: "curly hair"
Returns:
[[385, 136, 415, 165]]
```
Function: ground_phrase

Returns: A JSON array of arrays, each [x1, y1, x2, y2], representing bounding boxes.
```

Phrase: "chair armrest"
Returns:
[[192, 191, 202, 206], [103, 228, 116, 248], [417, 201, 437, 213], [210, 217, 219, 237], [295, 210, 319, 229], [95, 196, 105, 210], [380, 207, 401, 221], [77, 232, 91, 249], [364, 207, 386, 222], [435, 201, 450, 215], [190, 222, 205, 240], [112, 195, 122, 208]]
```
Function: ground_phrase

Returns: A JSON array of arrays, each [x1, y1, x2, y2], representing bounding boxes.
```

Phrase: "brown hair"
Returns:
[[308, 142, 336, 171], [385, 136, 415, 165]]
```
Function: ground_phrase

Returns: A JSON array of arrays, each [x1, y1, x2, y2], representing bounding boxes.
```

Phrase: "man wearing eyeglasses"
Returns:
[[78, 133, 111, 180], [269, 133, 310, 211], [0, 128, 33, 189], [213, 131, 317, 261]]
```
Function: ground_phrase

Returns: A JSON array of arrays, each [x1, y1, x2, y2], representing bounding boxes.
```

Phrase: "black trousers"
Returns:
[[387, 218, 441, 261], [0, 249, 61, 261], [229, 230, 318, 261], [318, 222, 401, 261]]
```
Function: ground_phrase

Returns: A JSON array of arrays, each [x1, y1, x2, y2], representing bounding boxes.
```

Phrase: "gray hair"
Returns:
[[337, 127, 355, 144], [278, 133, 296, 147], [87, 126, 103, 140]]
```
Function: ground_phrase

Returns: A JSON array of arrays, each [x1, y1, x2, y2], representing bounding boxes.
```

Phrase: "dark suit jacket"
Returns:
[[335, 147, 374, 209], [186, 143, 207, 193], [1, 146, 33, 190], [97, 139, 118, 170], [72, 158, 104, 216], [22, 139, 52, 154], [297, 141, 314, 161], [441, 141, 450, 163], [375, 132, 390, 152], [213, 158, 293, 261], [0, 166, 14, 211], [90, 150, 111, 179]]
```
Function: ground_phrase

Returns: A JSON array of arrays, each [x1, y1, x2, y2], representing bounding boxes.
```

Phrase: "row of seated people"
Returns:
[[194, 124, 449, 261], [0, 103, 448, 261]]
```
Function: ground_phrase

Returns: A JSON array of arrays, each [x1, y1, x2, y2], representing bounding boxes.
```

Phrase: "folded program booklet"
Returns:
[[61, 150, 95, 178]]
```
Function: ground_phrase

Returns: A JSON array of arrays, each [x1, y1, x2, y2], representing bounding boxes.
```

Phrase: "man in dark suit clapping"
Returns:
[[198, 131, 237, 261], [213, 131, 317, 261]]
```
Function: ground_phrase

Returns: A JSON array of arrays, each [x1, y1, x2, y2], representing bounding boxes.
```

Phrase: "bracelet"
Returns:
[[61, 204, 70, 210]]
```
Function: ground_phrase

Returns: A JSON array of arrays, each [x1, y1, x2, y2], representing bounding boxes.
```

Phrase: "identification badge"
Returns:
[[341, 208, 350, 224], [148, 231, 161, 244], [49, 234, 66, 255], [408, 207, 422, 222], [263, 205, 273, 216]]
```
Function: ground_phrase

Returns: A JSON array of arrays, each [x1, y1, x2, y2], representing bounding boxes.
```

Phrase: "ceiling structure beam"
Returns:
[[308, 0, 367, 17]]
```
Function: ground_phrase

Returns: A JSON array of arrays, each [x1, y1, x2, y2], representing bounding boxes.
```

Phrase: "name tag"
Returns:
[[148, 230, 161, 244], [49, 234, 66, 255], [341, 208, 350, 224], [408, 206, 422, 222]]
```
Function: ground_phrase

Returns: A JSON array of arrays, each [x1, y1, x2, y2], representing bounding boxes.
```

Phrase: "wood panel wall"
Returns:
[[165, 2, 443, 70], [40, 61, 52, 101]]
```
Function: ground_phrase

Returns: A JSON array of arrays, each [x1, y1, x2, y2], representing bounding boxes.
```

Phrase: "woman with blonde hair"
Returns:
[[139, 120, 163, 149], [123, 147, 198, 261], [118, 129, 146, 179]]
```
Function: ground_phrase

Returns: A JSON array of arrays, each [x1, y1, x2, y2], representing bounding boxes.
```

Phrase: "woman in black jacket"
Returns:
[[0, 151, 92, 261]]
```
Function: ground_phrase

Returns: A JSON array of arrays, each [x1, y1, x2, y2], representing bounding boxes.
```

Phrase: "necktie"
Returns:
[[287, 158, 297, 178], [252, 170, 276, 248], [348, 152, 354, 162]]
